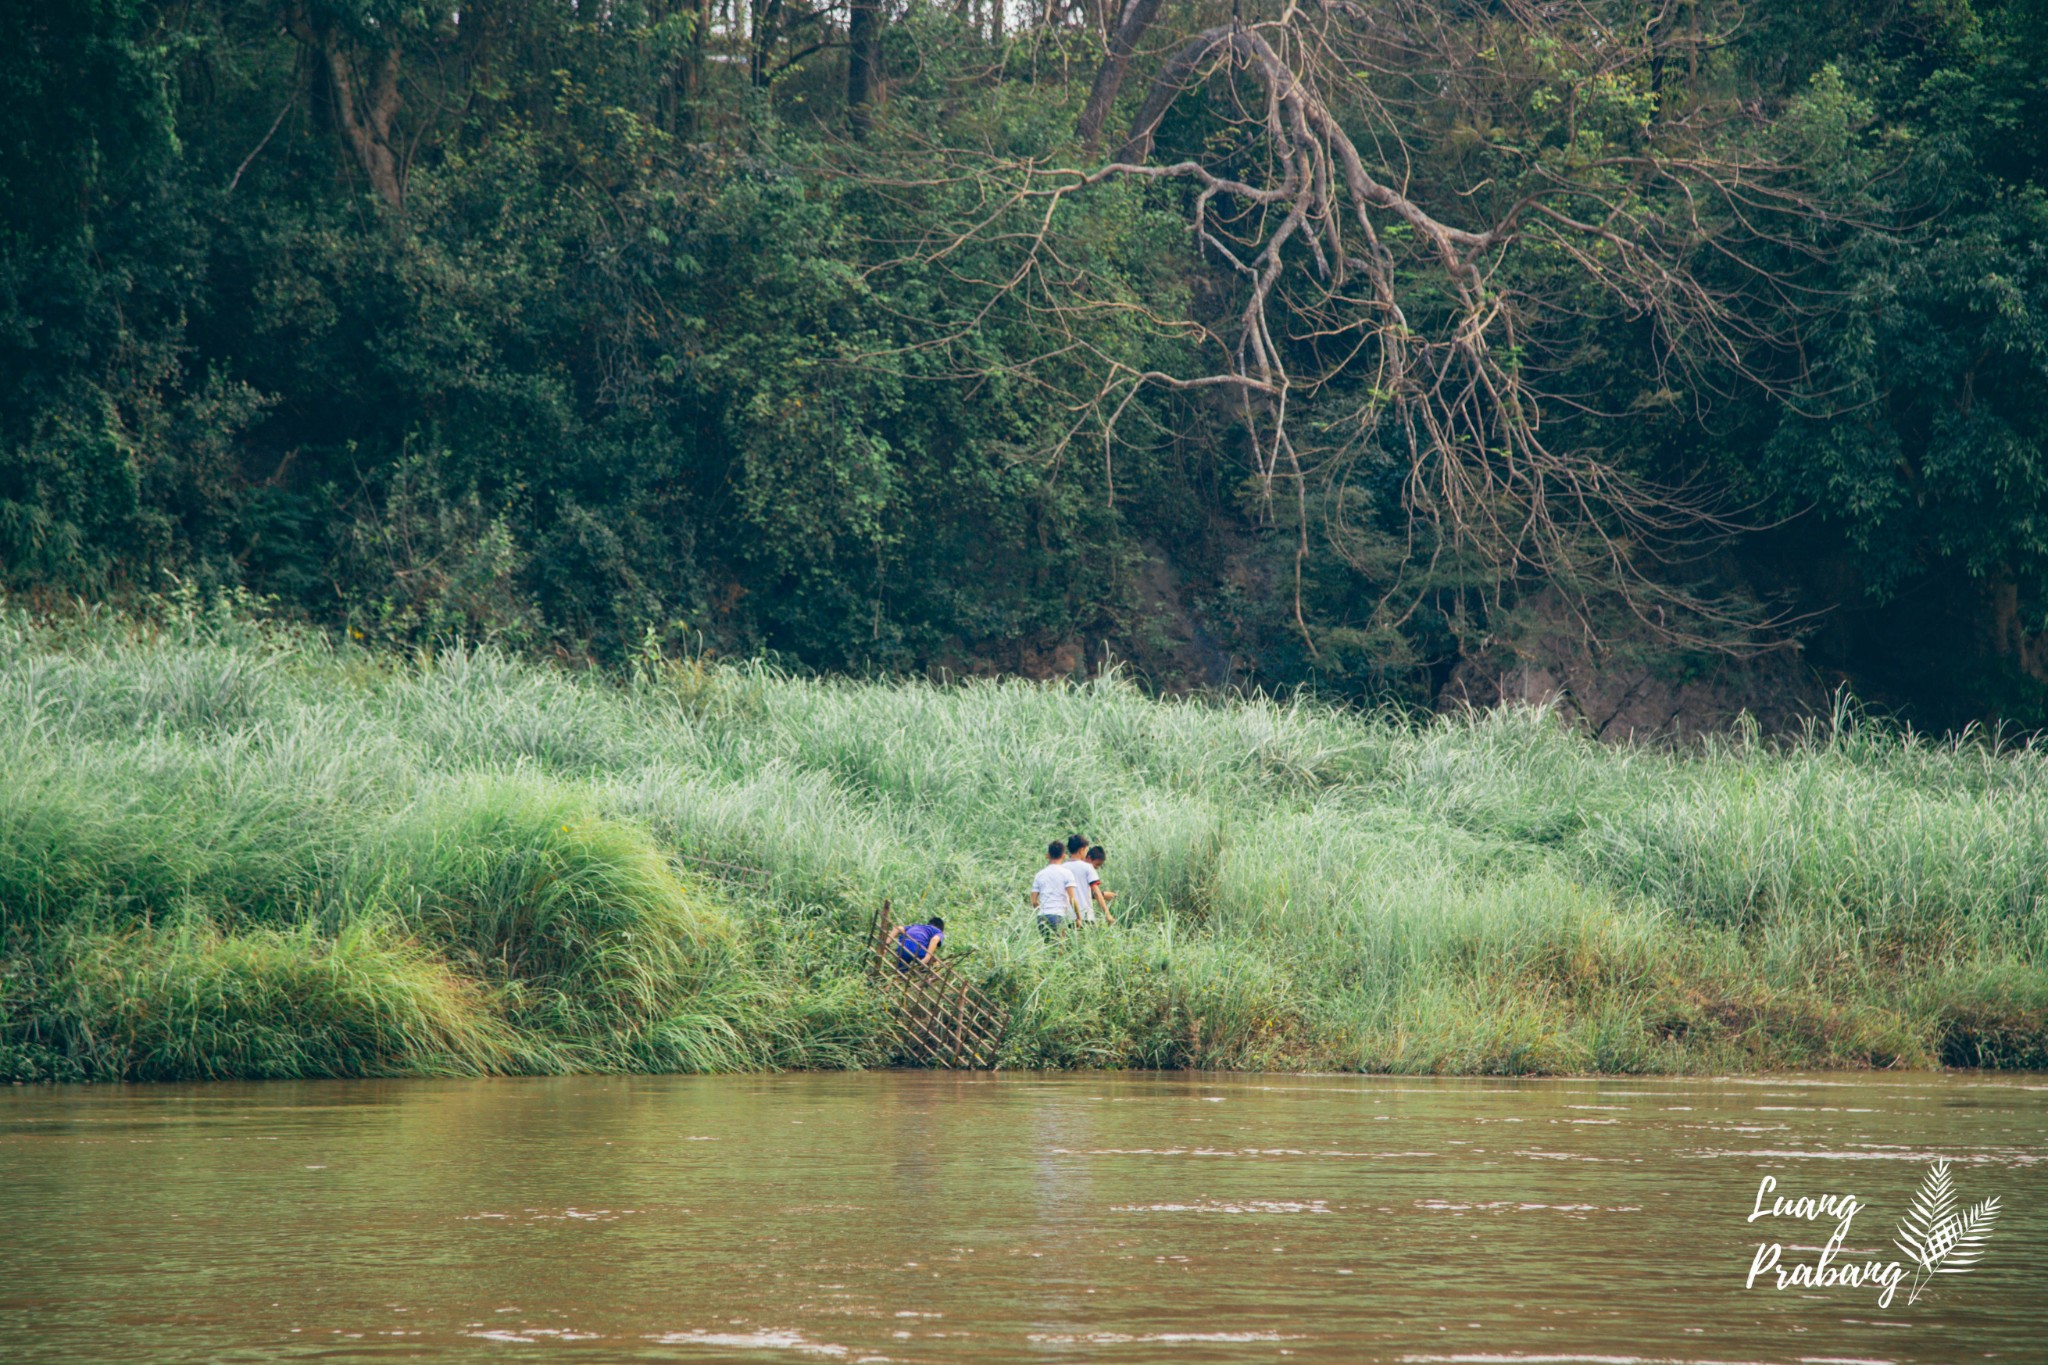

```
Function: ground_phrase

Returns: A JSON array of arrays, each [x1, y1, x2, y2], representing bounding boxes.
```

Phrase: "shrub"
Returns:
[[8, 919, 525, 1081]]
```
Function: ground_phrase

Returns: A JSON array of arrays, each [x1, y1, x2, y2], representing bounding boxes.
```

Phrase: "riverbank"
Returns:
[[3, 604, 2045, 1081]]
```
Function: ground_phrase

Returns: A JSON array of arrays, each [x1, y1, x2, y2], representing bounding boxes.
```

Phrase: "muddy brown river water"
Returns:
[[2, 1072, 2044, 1363]]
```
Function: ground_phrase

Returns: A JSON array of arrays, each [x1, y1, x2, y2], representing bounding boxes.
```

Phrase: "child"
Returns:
[[1086, 844, 1117, 924], [1063, 834, 1103, 926], [1030, 841, 1078, 938], [891, 915, 946, 969]]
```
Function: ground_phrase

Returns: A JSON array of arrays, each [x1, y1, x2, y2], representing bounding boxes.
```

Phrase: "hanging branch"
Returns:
[[852, 0, 1862, 651]]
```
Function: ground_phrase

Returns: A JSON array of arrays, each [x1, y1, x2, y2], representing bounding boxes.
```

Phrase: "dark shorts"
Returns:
[[1037, 913, 1070, 939]]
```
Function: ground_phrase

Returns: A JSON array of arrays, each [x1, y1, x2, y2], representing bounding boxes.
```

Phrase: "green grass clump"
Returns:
[[377, 778, 736, 1043], [1, 601, 2044, 1081], [5, 919, 529, 1082]]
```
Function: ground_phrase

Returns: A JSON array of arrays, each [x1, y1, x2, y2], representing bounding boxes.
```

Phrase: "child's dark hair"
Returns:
[[929, 915, 946, 932], [1066, 833, 1090, 855], [1047, 840, 1066, 859], [1087, 845, 1107, 863]]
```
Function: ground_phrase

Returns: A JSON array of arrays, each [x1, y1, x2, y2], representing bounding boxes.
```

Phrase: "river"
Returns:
[[2, 1072, 2043, 1363]]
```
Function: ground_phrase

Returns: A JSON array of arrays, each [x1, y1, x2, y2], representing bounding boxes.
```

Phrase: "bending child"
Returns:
[[890, 916, 946, 969]]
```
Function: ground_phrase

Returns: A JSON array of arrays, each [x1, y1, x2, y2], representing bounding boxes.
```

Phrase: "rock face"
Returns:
[[1437, 592, 1833, 741]]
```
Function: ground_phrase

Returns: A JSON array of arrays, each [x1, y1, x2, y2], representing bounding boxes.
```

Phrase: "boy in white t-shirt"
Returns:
[[1062, 834, 1110, 926], [1029, 840, 1077, 938]]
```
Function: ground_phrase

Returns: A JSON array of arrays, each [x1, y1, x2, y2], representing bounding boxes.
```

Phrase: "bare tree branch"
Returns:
[[853, 0, 1864, 652]]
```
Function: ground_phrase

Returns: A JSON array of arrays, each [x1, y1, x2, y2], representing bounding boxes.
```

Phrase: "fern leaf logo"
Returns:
[[1894, 1160, 2001, 1305]]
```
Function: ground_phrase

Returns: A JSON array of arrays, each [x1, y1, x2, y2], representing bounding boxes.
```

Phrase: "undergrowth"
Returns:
[[2, 601, 2044, 1081]]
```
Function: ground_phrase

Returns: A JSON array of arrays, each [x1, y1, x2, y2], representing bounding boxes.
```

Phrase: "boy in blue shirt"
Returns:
[[891, 915, 946, 969]]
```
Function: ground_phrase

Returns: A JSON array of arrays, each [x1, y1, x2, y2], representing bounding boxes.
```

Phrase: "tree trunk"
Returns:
[[848, 0, 882, 136], [331, 43, 403, 207], [285, 5, 405, 207], [1981, 575, 2048, 678], [1076, 0, 1163, 150], [750, 0, 781, 88], [684, 0, 713, 132]]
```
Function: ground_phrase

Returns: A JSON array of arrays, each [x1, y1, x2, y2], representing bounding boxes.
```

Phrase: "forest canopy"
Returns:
[[3, 0, 2045, 728]]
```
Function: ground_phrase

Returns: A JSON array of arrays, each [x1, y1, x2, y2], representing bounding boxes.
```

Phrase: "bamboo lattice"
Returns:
[[867, 902, 1009, 1069]]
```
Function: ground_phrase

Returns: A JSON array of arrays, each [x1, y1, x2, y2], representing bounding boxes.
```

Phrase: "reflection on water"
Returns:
[[2, 1072, 2043, 1363]]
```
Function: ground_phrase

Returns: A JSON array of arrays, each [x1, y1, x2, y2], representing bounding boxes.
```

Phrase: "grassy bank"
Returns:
[[3, 602, 2046, 1081]]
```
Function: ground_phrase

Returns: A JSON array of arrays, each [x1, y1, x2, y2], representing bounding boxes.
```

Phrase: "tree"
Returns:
[[1740, 0, 2048, 708], [279, 1, 430, 208], [881, 0, 1861, 652], [848, 0, 884, 135], [1, 0, 2041, 723], [1075, 0, 1164, 149]]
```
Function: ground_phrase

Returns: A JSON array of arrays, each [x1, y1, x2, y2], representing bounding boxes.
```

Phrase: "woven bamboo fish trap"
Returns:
[[867, 901, 1009, 1069]]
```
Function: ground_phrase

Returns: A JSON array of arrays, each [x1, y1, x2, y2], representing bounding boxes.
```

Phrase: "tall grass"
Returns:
[[2, 601, 2044, 1080]]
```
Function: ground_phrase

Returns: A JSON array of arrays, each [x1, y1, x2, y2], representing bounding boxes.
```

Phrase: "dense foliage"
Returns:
[[5, 606, 2046, 1081], [2, 0, 2044, 723]]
